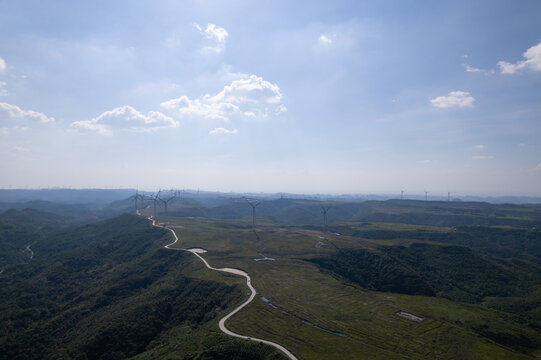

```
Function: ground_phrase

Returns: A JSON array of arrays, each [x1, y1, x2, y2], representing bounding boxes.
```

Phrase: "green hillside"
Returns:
[[0, 212, 286, 360], [2, 198, 541, 359]]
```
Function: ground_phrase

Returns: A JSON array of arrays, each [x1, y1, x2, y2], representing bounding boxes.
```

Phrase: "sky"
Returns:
[[1, 0, 540, 196]]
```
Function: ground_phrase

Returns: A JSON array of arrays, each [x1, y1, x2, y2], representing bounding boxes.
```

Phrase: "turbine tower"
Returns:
[[245, 198, 261, 230], [448, 191, 451, 202], [134, 189, 146, 212], [400, 189, 405, 200], [321, 205, 331, 234], [140, 193, 148, 209], [424, 190, 429, 201], [158, 190, 176, 214], [152, 191, 160, 218], [134, 190, 139, 211]]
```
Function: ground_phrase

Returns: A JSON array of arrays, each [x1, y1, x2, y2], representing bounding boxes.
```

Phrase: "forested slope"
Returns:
[[0, 212, 285, 360]]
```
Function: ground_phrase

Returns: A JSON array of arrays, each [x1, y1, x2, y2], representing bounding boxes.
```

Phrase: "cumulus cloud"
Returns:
[[430, 91, 475, 108], [462, 64, 495, 75], [498, 41, 541, 74], [209, 127, 238, 135], [161, 75, 285, 122], [319, 34, 333, 45], [209, 75, 282, 104], [474, 144, 485, 149], [70, 119, 112, 136], [0, 102, 55, 125], [161, 96, 239, 121], [0, 57, 5, 72], [194, 23, 228, 53], [70, 105, 178, 136], [200, 24, 228, 43], [464, 65, 482, 73]]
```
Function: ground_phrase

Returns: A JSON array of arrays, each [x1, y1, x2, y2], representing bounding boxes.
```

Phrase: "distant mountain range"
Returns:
[[0, 188, 135, 204], [1, 189, 540, 229], [0, 188, 539, 205]]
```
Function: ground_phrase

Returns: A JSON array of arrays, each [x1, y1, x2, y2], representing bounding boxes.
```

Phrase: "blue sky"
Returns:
[[1, 0, 540, 196]]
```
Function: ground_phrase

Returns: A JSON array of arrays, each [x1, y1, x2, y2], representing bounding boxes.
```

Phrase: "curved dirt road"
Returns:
[[150, 216, 298, 360], [25, 245, 34, 259]]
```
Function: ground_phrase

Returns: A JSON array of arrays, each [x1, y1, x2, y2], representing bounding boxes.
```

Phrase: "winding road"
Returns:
[[25, 245, 34, 259], [149, 216, 298, 360]]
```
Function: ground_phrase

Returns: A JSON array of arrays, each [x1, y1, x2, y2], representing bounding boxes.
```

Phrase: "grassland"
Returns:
[[2, 198, 539, 359], [152, 212, 541, 360]]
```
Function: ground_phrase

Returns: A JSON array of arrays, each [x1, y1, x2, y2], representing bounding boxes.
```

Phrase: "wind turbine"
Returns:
[[400, 189, 405, 200], [152, 191, 160, 218], [424, 190, 429, 201], [321, 205, 331, 234], [158, 190, 176, 213], [134, 190, 139, 212], [134, 189, 146, 212], [135, 190, 145, 210], [140, 193, 148, 209], [176, 188, 185, 202], [245, 198, 261, 230]]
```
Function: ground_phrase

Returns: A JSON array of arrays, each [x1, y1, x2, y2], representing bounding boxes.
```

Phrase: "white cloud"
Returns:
[[70, 119, 112, 136], [319, 34, 333, 45], [498, 61, 526, 74], [498, 41, 541, 74], [0, 102, 55, 124], [534, 162, 541, 171], [0, 81, 7, 96], [474, 144, 485, 149], [161, 96, 239, 121], [209, 127, 238, 135], [161, 75, 285, 122], [209, 75, 282, 104], [462, 64, 495, 75], [70, 105, 178, 136], [203, 24, 228, 43], [0, 57, 5, 72], [472, 155, 494, 160], [464, 65, 482, 73], [194, 23, 228, 53], [518, 143, 526, 148], [430, 91, 475, 108]]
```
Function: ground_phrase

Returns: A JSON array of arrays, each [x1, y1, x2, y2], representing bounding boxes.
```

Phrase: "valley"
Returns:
[[1, 196, 540, 359]]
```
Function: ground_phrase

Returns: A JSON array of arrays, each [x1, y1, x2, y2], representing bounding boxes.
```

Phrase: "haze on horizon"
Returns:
[[1, 1, 540, 196]]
